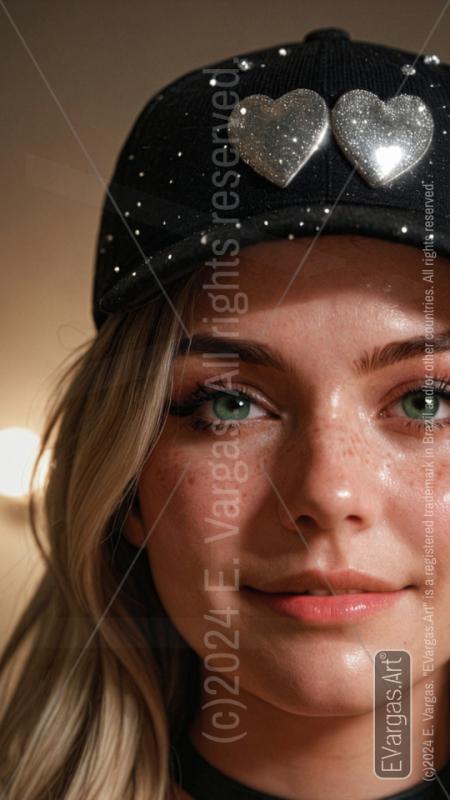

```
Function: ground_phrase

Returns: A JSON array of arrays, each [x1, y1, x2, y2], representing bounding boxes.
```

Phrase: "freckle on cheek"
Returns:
[[435, 465, 450, 483]]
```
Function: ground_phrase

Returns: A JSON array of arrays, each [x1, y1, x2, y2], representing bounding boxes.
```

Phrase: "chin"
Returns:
[[239, 640, 381, 717], [251, 672, 377, 718]]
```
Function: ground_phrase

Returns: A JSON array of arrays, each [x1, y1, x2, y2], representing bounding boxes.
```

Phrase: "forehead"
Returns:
[[192, 235, 450, 322]]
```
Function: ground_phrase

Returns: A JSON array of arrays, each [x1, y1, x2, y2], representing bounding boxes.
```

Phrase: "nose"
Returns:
[[276, 418, 380, 536]]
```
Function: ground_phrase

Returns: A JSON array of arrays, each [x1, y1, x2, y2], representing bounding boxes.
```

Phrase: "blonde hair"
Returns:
[[0, 266, 209, 799]]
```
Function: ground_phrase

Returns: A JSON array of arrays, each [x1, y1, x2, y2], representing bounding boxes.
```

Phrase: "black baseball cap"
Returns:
[[92, 27, 450, 330]]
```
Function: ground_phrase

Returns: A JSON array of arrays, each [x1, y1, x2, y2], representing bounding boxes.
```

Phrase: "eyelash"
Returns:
[[169, 379, 268, 432], [168, 376, 450, 434]]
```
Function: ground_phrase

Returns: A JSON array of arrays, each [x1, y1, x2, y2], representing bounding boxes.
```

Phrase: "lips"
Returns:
[[245, 568, 408, 595], [297, 588, 369, 595], [244, 586, 410, 623]]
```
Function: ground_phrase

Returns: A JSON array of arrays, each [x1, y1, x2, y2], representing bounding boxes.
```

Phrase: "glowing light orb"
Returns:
[[0, 427, 51, 499]]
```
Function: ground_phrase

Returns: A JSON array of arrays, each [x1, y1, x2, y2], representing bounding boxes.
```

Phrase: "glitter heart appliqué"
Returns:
[[227, 89, 330, 188], [332, 89, 434, 187]]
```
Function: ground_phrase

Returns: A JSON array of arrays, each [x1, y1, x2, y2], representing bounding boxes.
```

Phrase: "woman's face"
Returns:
[[125, 235, 450, 715]]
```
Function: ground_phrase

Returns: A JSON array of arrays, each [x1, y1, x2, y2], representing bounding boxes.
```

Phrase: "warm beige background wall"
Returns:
[[1, 0, 449, 644]]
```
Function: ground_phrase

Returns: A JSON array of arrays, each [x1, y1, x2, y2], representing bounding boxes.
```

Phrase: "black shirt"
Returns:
[[172, 731, 450, 800]]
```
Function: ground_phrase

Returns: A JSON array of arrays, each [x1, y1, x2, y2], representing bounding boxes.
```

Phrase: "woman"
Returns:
[[1, 27, 450, 800]]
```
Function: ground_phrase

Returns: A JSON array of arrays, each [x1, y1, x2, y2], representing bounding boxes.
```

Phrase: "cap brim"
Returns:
[[95, 203, 450, 329]]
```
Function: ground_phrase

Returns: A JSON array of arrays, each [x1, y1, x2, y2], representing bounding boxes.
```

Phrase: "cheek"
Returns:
[[138, 441, 264, 598], [402, 454, 450, 649], [370, 439, 450, 510], [136, 428, 284, 652], [432, 464, 450, 586], [393, 454, 450, 545], [139, 425, 273, 544]]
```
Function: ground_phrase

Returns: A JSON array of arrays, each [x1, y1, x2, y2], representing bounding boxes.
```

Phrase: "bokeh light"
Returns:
[[0, 427, 51, 499]]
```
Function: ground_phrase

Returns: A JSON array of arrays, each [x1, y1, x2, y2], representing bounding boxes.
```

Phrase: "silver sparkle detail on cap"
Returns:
[[278, 47, 289, 56], [114, 266, 120, 272], [332, 90, 434, 187], [236, 58, 253, 71], [423, 54, 440, 66], [227, 89, 329, 188], [401, 64, 416, 76]]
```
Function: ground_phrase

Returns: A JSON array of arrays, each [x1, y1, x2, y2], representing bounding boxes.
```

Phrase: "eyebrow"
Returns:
[[353, 329, 450, 376], [175, 330, 450, 377]]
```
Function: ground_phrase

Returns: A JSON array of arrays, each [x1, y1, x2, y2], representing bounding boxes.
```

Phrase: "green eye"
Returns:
[[401, 390, 440, 420], [213, 394, 251, 421], [168, 381, 271, 433]]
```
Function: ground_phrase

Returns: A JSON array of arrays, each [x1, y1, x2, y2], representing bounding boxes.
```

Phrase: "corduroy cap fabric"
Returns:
[[92, 27, 450, 330]]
